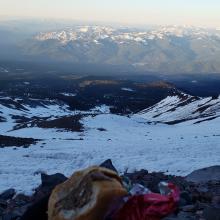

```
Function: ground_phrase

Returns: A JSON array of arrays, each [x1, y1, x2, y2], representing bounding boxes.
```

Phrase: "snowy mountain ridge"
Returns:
[[137, 92, 220, 124], [35, 25, 220, 45]]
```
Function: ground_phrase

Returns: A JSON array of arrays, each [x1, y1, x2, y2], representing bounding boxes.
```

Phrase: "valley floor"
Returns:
[[0, 112, 220, 194]]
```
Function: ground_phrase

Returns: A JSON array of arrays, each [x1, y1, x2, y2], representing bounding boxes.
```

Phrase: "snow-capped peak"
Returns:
[[35, 25, 220, 45]]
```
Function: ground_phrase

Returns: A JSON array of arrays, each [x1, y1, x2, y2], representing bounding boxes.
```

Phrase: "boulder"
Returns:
[[48, 166, 128, 220], [163, 212, 197, 219], [186, 166, 220, 183], [99, 159, 118, 173], [0, 189, 15, 200], [203, 206, 220, 220], [19, 173, 67, 220], [179, 191, 192, 206], [40, 173, 68, 192]]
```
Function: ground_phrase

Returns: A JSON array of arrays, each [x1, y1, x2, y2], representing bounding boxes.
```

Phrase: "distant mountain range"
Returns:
[[19, 25, 220, 74], [0, 24, 220, 74]]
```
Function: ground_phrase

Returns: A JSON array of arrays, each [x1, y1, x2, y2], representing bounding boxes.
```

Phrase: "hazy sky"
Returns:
[[0, 0, 220, 27]]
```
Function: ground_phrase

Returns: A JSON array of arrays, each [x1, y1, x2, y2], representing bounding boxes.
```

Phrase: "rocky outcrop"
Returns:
[[1, 173, 67, 220], [0, 161, 219, 220], [186, 166, 220, 183]]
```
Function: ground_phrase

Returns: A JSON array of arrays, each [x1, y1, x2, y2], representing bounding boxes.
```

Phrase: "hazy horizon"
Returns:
[[0, 0, 220, 28]]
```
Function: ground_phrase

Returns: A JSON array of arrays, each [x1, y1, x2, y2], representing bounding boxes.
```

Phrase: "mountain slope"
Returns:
[[137, 92, 220, 124], [0, 92, 220, 194]]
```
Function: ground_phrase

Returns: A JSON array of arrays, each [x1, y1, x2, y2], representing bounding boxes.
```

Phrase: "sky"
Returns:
[[0, 0, 220, 27]]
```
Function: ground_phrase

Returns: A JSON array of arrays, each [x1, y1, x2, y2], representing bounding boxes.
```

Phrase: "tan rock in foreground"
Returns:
[[48, 166, 128, 220]]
